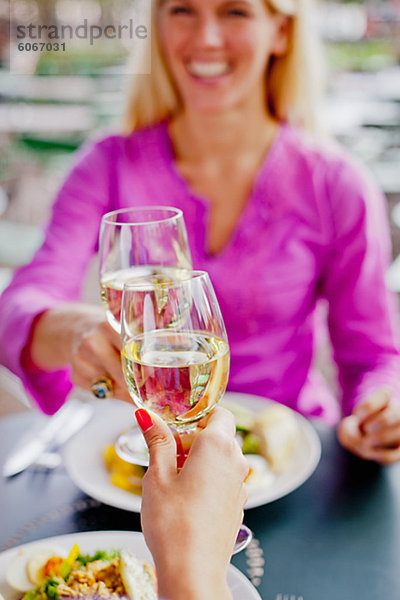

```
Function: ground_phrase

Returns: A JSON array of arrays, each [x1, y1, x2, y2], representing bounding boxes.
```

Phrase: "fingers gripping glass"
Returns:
[[120, 270, 252, 554]]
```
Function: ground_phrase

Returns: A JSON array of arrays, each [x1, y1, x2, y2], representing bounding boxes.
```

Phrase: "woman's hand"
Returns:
[[337, 388, 400, 464], [69, 315, 130, 402], [138, 407, 249, 600], [30, 303, 131, 402]]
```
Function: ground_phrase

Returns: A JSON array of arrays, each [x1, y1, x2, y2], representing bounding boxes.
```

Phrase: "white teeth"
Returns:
[[187, 61, 230, 78]]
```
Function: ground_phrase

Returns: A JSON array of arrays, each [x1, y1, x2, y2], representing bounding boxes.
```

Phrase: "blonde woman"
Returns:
[[1, 0, 400, 464]]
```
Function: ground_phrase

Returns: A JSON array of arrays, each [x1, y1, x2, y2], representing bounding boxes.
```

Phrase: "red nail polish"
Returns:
[[135, 409, 153, 432]]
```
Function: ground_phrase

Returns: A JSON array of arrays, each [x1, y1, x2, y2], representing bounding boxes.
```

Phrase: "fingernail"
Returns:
[[135, 409, 153, 432]]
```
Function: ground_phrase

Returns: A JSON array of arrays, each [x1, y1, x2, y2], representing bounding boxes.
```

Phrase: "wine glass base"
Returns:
[[232, 524, 253, 555], [115, 428, 149, 466]]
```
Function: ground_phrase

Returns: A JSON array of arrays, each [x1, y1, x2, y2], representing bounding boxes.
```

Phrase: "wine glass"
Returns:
[[99, 206, 192, 334], [121, 270, 229, 433], [98, 206, 193, 460], [120, 270, 252, 554]]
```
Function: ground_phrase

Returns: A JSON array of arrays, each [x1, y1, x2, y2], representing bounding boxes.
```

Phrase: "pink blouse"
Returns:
[[1, 122, 399, 423]]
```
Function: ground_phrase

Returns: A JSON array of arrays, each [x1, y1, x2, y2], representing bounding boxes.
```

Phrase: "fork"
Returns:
[[275, 595, 304, 600]]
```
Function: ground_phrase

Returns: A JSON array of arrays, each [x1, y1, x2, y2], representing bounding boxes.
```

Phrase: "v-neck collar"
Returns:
[[158, 120, 287, 260]]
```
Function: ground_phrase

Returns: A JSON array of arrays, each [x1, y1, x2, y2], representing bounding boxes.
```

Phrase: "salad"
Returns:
[[6, 544, 156, 600]]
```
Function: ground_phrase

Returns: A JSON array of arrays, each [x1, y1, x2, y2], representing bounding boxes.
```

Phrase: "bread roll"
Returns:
[[252, 403, 299, 473]]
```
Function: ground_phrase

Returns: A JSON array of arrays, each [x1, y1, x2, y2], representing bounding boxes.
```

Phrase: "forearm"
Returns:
[[30, 303, 105, 369], [157, 568, 232, 600], [148, 528, 233, 600]]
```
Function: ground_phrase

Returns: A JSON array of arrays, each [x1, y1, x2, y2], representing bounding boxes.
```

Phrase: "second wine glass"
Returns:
[[99, 206, 192, 333]]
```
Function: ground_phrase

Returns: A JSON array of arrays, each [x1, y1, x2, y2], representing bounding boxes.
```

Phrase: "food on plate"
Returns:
[[103, 398, 299, 495], [119, 550, 156, 600], [6, 545, 67, 592], [220, 399, 256, 433], [244, 454, 276, 488], [252, 404, 300, 473], [6, 544, 157, 600], [103, 445, 146, 494], [27, 547, 68, 586], [222, 398, 300, 473]]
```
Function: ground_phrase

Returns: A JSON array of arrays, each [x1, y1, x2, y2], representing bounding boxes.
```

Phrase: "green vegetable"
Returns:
[[76, 549, 120, 566], [42, 578, 60, 599], [23, 587, 41, 600], [23, 577, 60, 600], [59, 561, 70, 580], [241, 432, 261, 455], [59, 543, 80, 580]]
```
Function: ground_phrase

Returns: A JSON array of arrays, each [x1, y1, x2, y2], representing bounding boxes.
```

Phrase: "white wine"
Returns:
[[100, 266, 190, 332], [121, 331, 230, 429]]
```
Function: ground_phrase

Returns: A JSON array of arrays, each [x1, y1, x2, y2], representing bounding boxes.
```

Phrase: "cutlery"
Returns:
[[2, 399, 93, 477], [32, 451, 63, 470], [31, 402, 96, 470]]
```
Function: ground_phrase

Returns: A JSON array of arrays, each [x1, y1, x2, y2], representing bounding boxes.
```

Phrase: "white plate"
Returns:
[[233, 393, 321, 508], [0, 530, 261, 600], [64, 392, 321, 512]]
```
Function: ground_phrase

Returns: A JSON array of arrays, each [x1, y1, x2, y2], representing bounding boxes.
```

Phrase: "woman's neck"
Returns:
[[169, 105, 278, 164]]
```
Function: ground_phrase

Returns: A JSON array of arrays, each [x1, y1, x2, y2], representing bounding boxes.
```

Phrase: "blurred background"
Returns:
[[0, 0, 400, 413]]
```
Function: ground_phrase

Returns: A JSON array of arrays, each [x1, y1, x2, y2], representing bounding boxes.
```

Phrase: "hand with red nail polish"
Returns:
[[138, 407, 249, 600], [136, 408, 154, 433]]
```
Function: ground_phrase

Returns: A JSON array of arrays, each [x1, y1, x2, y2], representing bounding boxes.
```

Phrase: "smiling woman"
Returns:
[[1, 0, 400, 470], [125, 0, 323, 133]]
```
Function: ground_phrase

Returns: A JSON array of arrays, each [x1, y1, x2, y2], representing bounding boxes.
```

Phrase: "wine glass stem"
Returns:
[[173, 425, 198, 469]]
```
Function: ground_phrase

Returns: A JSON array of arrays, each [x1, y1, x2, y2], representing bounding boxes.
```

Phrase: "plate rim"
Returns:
[[234, 392, 322, 508], [64, 401, 143, 513]]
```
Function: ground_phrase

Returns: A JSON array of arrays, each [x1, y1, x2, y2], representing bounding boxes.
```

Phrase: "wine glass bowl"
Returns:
[[120, 271, 230, 433], [99, 206, 192, 333]]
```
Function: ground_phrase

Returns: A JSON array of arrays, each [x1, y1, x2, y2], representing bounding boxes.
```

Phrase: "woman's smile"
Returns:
[[185, 60, 233, 80]]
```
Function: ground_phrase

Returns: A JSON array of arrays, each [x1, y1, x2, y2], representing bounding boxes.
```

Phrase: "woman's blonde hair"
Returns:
[[123, 0, 324, 134]]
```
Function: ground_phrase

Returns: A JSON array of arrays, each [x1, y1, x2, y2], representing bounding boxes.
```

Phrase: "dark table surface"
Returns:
[[1, 410, 400, 600]]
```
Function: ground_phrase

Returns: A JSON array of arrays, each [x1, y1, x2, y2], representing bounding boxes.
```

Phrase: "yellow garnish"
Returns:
[[60, 544, 80, 579]]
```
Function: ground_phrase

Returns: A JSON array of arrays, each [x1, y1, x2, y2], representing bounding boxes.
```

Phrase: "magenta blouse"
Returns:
[[1, 122, 399, 423]]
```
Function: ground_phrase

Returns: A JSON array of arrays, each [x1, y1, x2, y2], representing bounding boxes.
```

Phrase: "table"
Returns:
[[1, 412, 400, 600]]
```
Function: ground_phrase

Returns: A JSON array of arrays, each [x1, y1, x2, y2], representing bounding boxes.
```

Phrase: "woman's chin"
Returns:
[[182, 94, 243, 116]]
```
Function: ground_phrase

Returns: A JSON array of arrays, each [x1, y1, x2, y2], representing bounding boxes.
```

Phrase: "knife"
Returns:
[[2, 399, 94, 477]]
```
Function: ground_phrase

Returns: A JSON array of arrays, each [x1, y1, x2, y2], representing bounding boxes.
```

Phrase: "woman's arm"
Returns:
[[138, 407, 249, 600], [0, 138, 117, 413], [29, 303, 130, 402], [320, 157, 400, 462]]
